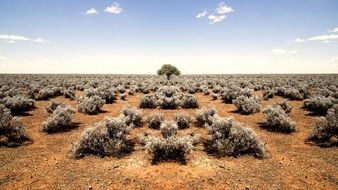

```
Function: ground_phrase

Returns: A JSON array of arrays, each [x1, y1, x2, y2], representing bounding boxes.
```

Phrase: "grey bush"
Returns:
[[263, 105, 297, 133], [46, 100, 62, 114], [211, 93, 218, 100], [138, 131, 199, 164], [121, 106, 142, 127], [146, 112, 164, 129], [77, 95, 105, 114], [63, 88, 75, 100], [303, 96, 334, 115], [275, 100, 292, 114], [233, 95, 260, 115], [160, 121, 179, 138], [195, 106, 218, 127], [308, 105, 337, 146], [0, 105, 29, 145], [3, 95, 35, 115], [72, 116, 133, 159], [139, 94, 158, 108], [120, 93, 127, 100], [180, 94, 199, 108], [204, 116, 266, 158], [42, 105, 75, 133], [263, 88, 274, 100], [174, 112, 191, 129]]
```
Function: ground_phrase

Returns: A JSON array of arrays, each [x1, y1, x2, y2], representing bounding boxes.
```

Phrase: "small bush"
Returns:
[[63, 89, 75, 100], [46, 100, 62, 114], [233, 95, 260, 115], [263, 88, 274, 100], [72, 117, 133, 159], [42, 105, 75, 133], [139, 132, 199, 164], [120, 93, 126, 100], [195, 106, 217, 127], [204, 116, 266, 158], [211, 93, 218, 100], [275, 101, 292, 114], [180, 95, 199, 108], [308, 105, 337, 146], [121, 106, 142, 127], [174, 112, 191, 129], [139, 95, 158, 108], [3, 95, 35, 115], [303, 96, 334, 115], [263, 105, 297, 133], [146, 113, 164, 129], [160, 121, 178, 138], [77, 95, 105, 115], [0, 105, 29, 146]]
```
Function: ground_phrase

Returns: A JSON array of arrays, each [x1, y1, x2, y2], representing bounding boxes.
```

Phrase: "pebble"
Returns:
[[88, 185, 93, 189], [55, 161, 58, 164]]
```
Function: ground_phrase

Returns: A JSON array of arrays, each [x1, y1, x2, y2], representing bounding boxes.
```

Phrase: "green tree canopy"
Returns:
[[157, 64, 181, 77]]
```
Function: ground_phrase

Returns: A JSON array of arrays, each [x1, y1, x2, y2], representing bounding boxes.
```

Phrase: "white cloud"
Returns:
[[83, 8, 99, 15], [104, 3, 122, 14], [0, 34, 30, 42], [216, 2, 234, 14], [293, 38, 305, 43], [0, 56, 7, 61], [329, 27, 338, 33], [196, 10, 207, 18], [309, 34, 338, 42], [208, 15, 226, 24], [271, 49, 297, 55], [0, 34, 47, 44]]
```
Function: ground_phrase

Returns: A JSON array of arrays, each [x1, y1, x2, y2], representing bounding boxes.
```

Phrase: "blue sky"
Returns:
[[0, 0, 338, 74]]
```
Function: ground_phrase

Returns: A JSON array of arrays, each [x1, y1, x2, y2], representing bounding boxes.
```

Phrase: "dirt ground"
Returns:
[[0, 91, 337, 190]]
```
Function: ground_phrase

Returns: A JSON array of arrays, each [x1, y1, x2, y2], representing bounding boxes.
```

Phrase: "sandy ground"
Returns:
[[0, 91, 337, 190]]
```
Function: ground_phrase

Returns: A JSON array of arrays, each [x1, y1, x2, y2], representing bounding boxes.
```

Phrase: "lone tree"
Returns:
[[157, 64, 181, 78]]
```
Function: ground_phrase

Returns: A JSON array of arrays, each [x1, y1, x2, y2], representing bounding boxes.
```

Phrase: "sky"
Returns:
[[0, 0, 338, 74]]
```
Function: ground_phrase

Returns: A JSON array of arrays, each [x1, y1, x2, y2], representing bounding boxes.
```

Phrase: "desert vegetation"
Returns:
[[0, 74, 337, 189]]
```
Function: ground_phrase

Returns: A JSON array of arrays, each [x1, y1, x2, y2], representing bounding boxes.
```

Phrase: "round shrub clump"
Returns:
[[174, 112, 191, 129], [139, 95, 158, 108], [72, 116, 133, 159], [195, 106, 218, 128], [204, 116, 266, 158], [233, 95, 260, 115], [42, 105, 75, 133], [262, 105, 297, 133], [308, 104, 337, 146], [77, 95, 105, 115], [146, 112, 164, 129]]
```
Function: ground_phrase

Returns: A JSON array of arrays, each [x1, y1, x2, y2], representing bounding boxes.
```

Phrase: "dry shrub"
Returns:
[[204, 116, 266, 158], [46, 100, 62, 114], [146, 112, 164, 129], [3, 95, 35, 115], [77, 95, 105, 115], [0, 105, 29, 146], [233, 95, 260, 115], [72, 116, 133, 159], [195, 106, 218, 128], [263, 105, 297, 133], [308, 105, 337, 146], [139, 95, 158, 108], [160, 121, 178, 138], [42, 105, 75, 133], [303, 96, 334, 115], [121, 106, 142, 128], [174, 112, 191, 129]]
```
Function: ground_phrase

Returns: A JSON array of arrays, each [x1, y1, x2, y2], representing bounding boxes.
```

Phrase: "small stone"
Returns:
[[226, 182, 230, 185], [55, 161, 58, 164], [279, 161, 282, 164], [245, 186, 250, 189], [88, 185, 93, 189]]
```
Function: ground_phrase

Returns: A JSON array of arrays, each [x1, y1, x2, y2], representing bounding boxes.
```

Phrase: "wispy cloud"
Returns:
[[104, 3, 122, 14], [196, 2, 234, 24], [83, 8, 99, 15], [208, 15, 226, 24], [329, 27, 338, 33], [196, 10, 207, 18], [216, 2, 234, 14], [0, 34, 47, 43], [292, 27, 338, 43], [271, 49, 297, 55]]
